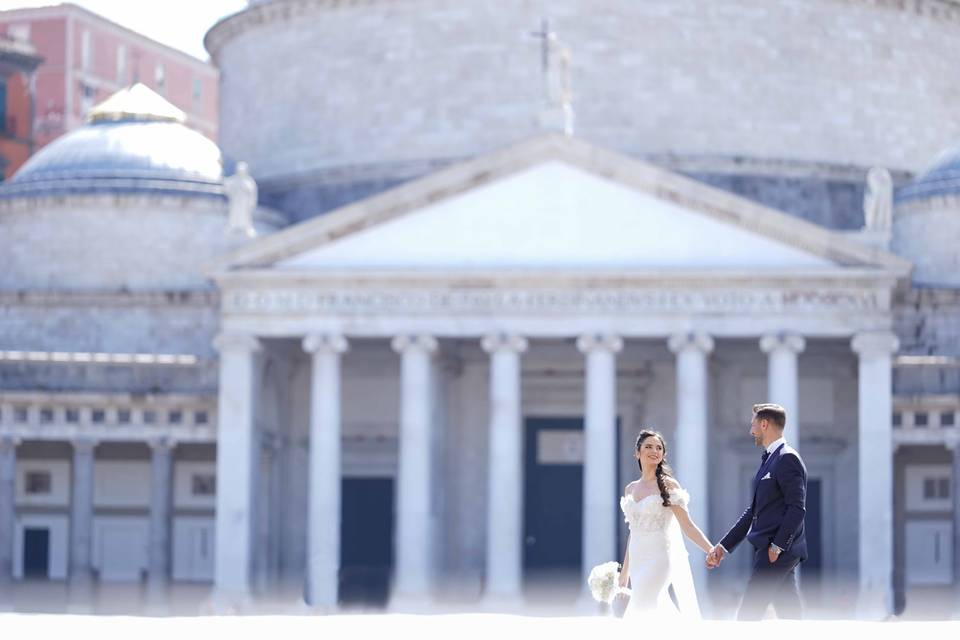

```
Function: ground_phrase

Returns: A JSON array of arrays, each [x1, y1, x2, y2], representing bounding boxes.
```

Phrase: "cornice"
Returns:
[[0, 289, 219, 308], [205, 0, 960, 61]]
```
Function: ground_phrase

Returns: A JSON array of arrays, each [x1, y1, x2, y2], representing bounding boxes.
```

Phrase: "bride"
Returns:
[[617, 429, 713, 619]]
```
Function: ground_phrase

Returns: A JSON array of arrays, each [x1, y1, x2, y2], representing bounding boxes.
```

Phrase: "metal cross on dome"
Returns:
[[527, 17, 574, 136]]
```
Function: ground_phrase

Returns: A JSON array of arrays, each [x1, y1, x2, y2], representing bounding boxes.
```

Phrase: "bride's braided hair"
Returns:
[[636, 430, 676, 507]]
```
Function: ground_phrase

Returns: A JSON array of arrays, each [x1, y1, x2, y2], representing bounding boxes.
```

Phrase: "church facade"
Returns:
[[2, 0, 960, 618]]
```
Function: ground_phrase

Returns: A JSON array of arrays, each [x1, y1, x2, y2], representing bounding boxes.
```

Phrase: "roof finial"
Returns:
[[528, 18, 574, 136], [87, 83, 186, 125]]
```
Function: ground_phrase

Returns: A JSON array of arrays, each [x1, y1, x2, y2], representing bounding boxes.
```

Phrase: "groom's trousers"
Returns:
[[736, 547, 803, 621]]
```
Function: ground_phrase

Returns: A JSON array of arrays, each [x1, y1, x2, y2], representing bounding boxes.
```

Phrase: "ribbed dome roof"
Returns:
[[1, 84, 223, 200], [897, 144, 960, 204]]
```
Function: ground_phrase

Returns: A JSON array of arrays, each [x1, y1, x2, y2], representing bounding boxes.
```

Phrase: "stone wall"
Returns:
[[0, 195, 246, 291], [212, 0, 960, 184]]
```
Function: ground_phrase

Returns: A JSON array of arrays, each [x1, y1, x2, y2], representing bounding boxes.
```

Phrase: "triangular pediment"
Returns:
[[213, 135, 911, 277]]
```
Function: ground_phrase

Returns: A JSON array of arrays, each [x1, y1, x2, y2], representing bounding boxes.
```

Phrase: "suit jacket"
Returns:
[[720, 443, 808, 562]]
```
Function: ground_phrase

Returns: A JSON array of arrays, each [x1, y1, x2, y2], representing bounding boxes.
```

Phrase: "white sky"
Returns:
[[0, 0, 249, 60]]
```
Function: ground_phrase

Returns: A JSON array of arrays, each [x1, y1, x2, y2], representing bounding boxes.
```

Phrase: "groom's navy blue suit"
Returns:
[[720, 441, 807, 620]]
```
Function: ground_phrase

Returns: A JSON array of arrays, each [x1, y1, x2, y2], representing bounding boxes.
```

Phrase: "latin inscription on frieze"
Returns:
[[224, 287, 883, 316]]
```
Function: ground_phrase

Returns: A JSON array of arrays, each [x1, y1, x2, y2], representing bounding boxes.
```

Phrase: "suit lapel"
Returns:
[[751, 443, 785, 508]]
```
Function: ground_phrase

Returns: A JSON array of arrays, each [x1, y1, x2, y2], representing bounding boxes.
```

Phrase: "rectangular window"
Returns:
[[65, 408, 80, 423], [923, 478, 937, 499], [79, 82, 97, 114], [0, 78, 7, 134], [938, 478, 951, 499], [117, 409, 131, 424], [116, 44, 127, 84], [168, 410, 182, 425], [892, 412, 902, 427], [25, 471, 52, 495], [155, 63, 165, 93], [91, 409, 105, 424], [13, 406, 28, 423], [914, 412, 928, 427], [194, 410, 208, 425], [191, 474, 215, 496], [81, 29, 92, 71], [941, 412, 955, 427], [143, 410, 156, 425], [39, 408, 54, 424]]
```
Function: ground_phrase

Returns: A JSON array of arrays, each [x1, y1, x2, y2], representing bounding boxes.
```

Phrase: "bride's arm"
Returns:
[[671, 506, 713, 554], [619, 534, 630, 587]]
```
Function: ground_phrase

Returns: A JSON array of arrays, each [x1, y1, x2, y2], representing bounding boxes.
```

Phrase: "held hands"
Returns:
[[705, 544, 725, 569]]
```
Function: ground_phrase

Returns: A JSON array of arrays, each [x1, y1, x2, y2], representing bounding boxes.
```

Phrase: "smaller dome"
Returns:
[[1, 84, 223, 200], [896, 145, 960, 204]]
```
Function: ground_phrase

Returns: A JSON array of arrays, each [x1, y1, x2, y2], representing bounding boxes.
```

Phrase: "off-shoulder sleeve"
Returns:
[[668, 486, 690, 509]]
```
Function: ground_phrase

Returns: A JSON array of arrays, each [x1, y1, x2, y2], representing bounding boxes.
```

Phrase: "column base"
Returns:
[[575, 588, 606, 616], [478, 589, 525, 614], [856, 586, 893, 621], [143, 579, 170, 616], [66, 574, 95, 614], [0, 576, 13, 612], [387, 589, 435, 613], [295, 597, 339, 616], [204, 588, 256, 615]]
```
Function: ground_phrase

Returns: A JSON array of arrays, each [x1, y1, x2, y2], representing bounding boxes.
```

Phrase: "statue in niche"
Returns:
[[863, 166, 893, 231], [224, 161, 257, 238]]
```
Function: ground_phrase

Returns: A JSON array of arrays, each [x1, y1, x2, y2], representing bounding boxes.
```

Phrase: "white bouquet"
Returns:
[[587, 561, 630, 604]]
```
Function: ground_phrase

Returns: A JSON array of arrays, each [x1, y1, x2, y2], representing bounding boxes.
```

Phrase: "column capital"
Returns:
[[481, 334, 528, 355], [851, 331, 899, 357], [391, 334, 438, 354], [147, 437, 175, 456], [759, 332, 806, 355], [213, 332, 261, 354], [667, 331, 714, 355], [302, 333, 348, 355], [72, 438, 98, 455], [576, 334, 623, 355]]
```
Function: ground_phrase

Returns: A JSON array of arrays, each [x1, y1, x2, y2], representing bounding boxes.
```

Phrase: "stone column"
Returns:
[[851, 331, 898, 619], [302, 333, 348, 609], [146, 438, 174, 609], [668, 332, 714, 596], [255, 433, 277, 596], [390, 334, 438, 603], [0, 436, 18, 610], [577, 334, 623, 597], [212, 332, 261, 607], [480, 334, 528, 603], [760, 333, 805, 448], [68, 438, 97, 608], [951, 440, 960, 618]]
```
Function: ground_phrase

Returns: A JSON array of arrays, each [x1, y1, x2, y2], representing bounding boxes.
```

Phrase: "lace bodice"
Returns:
[[619, 488, 689, 534]]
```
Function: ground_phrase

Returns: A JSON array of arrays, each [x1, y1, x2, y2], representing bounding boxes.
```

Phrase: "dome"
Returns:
[[896, 145, 960, 204], [1, 84, 223, 200]]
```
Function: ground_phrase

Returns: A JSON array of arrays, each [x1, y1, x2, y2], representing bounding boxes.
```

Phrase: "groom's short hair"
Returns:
[[753, 403, 786, 430]]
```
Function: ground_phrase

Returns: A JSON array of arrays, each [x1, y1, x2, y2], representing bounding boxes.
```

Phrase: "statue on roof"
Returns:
[[224, 161, 257, 238], [863, 166, 893, 232]]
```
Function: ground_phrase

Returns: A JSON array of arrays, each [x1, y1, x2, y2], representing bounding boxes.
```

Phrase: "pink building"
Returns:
[[0, 2, 217, 149]]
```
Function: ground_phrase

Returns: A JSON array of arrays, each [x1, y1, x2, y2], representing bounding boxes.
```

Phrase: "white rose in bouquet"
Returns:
[[587, 561, 629, 604]]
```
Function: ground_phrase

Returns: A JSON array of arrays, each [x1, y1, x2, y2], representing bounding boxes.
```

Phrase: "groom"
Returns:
[[707, 403, 807, 620]]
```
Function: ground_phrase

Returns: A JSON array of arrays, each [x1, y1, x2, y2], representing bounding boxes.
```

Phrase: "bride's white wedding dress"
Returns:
[[619, 487, 702, 620]]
